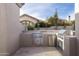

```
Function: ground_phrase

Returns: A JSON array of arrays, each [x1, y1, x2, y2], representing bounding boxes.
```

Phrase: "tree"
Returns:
[[47, 9, 59, 29], [54, 9, 58, 29], [47, 16, 56, 26], [38, 21, 46, 27]]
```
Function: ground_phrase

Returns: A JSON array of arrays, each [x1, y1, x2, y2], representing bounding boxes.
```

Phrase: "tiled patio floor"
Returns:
[[13, 47, 62, 56]]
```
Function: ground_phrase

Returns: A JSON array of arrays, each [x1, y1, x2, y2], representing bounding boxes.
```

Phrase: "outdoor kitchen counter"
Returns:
[[20, 30, 58, 47], [63, 36, 77, 56]]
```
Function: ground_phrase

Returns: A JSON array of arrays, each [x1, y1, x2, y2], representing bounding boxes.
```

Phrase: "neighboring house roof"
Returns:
[[20, 14, 40, 22]]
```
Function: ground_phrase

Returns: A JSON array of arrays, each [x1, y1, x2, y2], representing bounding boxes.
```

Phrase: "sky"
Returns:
[[20, 3, 75, 20]]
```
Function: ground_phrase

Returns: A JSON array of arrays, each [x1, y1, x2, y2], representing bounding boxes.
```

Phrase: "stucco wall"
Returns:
[[20, 30, 56, 47], [0, 3, 23, 55], [75, 13, 79, 55], [63, 36, 77, 56], [0, 4, 8, 55]]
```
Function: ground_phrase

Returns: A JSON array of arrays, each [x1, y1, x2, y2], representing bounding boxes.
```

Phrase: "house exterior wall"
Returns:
[[0, 4, 8, 55], [0, 3, 23, 55], [75, 13, 79, 55]]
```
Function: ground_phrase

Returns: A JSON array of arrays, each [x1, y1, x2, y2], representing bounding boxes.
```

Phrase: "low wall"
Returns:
[[37, 26, 73, 30], [20, 32, 33, 47], [20, 30, 57, 47]]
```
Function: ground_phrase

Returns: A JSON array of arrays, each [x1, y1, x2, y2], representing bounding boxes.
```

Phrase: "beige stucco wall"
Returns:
[[63, 36, 77, 56], [0, 4, 8, 55], [75, 13, 79, 55], [0, 3, 23, 55]]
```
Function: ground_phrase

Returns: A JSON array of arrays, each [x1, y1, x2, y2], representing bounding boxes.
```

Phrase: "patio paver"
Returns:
[[13, 47, 62, 56]]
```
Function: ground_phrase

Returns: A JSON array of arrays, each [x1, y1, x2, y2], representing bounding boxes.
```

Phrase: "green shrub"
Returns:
[[27, 25, 34, 30]]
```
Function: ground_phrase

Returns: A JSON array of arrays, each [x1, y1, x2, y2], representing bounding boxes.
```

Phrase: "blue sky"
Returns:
[[20, 3, 74, 20]]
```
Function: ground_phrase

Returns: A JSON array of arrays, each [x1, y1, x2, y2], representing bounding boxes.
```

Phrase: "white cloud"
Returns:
[[70, 13, 75, 20], [20, 8, 46, 20], [20, 9, 25, 16], [26, 12, 46, 20], [20, 3, 74, 21], [20, 3, 54, 20], [66, 12, 75, 20], [75, 3, 79, 13]]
